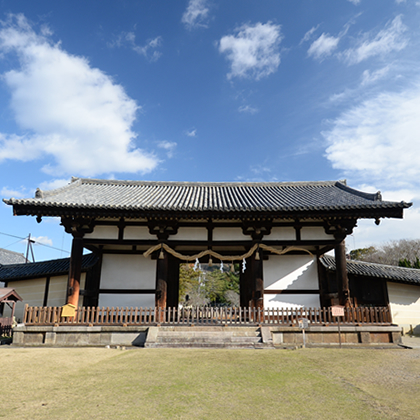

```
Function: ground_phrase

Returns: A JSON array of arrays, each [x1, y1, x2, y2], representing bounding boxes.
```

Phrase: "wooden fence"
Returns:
[[23, 305, 392, 327]]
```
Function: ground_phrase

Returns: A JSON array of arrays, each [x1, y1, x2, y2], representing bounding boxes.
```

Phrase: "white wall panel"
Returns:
[[7, 278, 46, 322], [124, 226, 155, 240], [99, 294, 155, 308], [84, 226, 119, 240], [264, 255, 318, 290], [300, 227, 333, 240], [264, 294, 320, 309], [269, 227, 295, 240], [213, 228, 248, 241], [100, 254, 156, 289], [388, 282, 420, 333], [175, 227, 207, 241]]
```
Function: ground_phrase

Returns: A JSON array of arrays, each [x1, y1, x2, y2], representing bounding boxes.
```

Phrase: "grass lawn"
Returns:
[[0, 346, 419, 419]]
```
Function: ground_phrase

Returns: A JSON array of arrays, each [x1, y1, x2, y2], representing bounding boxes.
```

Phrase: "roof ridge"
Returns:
[[37, 178, 81, 199], [76, 177, 339, 188], [322, 255, 420, 273]]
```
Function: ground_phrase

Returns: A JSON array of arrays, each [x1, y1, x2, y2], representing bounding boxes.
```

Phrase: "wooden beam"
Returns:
[[264, 289, 320, 294]]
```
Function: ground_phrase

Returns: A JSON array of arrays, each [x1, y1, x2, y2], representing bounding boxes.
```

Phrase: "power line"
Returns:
[[0, 231, 70, 254]]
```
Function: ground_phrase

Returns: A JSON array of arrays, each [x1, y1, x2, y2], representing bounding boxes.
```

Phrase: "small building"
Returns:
[[0, 254, 99, 322], [0, 288, 22, 336], [320, 256, 420, 334]]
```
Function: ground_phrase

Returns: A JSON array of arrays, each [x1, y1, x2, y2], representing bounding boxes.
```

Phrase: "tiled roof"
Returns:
[[0, 253, 98, 282], [321, 255, 420, 286], [3, 177, 411, 219], [0, 248, 27, 265]]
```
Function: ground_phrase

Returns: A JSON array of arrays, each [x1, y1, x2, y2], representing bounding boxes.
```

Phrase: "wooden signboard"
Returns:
[[331, 305, 344, 348], [331, 305, 345, 317], [61, 303, 76, 317]]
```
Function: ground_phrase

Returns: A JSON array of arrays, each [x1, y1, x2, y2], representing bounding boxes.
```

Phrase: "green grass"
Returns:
[[1, 347, 419, 419]]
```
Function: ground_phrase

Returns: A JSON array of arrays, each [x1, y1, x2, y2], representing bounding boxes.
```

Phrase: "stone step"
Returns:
[[145, 326, 265, 348], [157, 331, 260, 338], [157, 336, 260, 344]]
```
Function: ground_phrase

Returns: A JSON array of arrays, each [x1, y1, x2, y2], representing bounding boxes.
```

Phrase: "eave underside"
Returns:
[[11, 205, 405, 221]]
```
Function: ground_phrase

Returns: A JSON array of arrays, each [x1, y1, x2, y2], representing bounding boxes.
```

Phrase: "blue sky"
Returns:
[[1, 0, 420, 261]]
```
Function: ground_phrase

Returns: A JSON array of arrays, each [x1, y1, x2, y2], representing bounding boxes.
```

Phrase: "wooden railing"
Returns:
[[23, 305, 392, 327]]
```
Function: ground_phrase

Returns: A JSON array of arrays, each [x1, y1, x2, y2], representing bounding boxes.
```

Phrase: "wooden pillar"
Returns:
[[166, 255, 180, 309], [67, 236, 84, 308], [155, 249, 168, 309], [240, 258, 253, 307], [252, 252, 264, 309], [335, 240, 351, 307]]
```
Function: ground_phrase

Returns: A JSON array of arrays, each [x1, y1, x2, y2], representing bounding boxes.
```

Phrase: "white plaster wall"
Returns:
[[263, 255, 320, 309], [175, 227, 207, 241], [264, 255, 318, 290], [213, 228, 248, 241], [300, 226, 333, 240], [99, 294, 155, 308], [46, 274, 86, 308], [7, 278, 46, 322], [124, 226, 155, 240], [100, 254, 156, 289], [47, 275, 68, 307], [388, 282, 420, 333], [269, 227, 295, 240], [84, 226, 119, 240], [264, 294, 320, 309]]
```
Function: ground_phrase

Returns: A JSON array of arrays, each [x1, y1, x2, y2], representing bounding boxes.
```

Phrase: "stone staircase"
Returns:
[[144, 326, 270, 348]]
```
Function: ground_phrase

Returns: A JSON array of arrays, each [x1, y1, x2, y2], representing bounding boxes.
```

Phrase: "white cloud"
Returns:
[[361, 66, 391, 86], [39, 178, 70, 191], [32, 235, 53, 246], [324, 82, 420, 189], [347, 0, 361, 4], [157, 141, 177, 158], [1, 186, 26, 198], [110, 32, 162, 62], [238, 105, 258, 114], [349, 188, 419, 250], [182, 0, 210, 30], [218, 22, 283, 80], [185, 128, 197, 137], [0, 14, 158, 177], [308, 33, 340, 60], [341, 15, 407, 64], [300, 25, 320, 45]]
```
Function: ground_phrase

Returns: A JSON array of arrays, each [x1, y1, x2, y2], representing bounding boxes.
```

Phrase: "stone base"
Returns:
[[271, 325, 402, 348], [12, 324, 402, 348], [12, 325, 148, 347]]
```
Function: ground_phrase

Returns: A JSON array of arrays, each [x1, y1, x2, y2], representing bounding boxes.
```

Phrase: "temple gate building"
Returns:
[[4, 177, 411, 318]]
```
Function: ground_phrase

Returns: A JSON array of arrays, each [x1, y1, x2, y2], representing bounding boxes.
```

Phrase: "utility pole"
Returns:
[[25, 234, 35, 263]]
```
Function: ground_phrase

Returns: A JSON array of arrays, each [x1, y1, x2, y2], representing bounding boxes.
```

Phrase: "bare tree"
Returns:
[[350, 239, 420, 266]]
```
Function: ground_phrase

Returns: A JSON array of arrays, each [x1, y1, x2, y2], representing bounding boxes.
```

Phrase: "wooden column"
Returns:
[[166, 255, 180, 309], [335, 240, 351, 307], [240, 257, 253, 307], [252, 252, 264, 309], [155, 249, 168, 309], [66, 236, 84, 307]]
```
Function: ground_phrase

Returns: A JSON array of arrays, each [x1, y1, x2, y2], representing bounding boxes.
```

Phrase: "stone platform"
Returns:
[[12, 324, 402, 348]]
